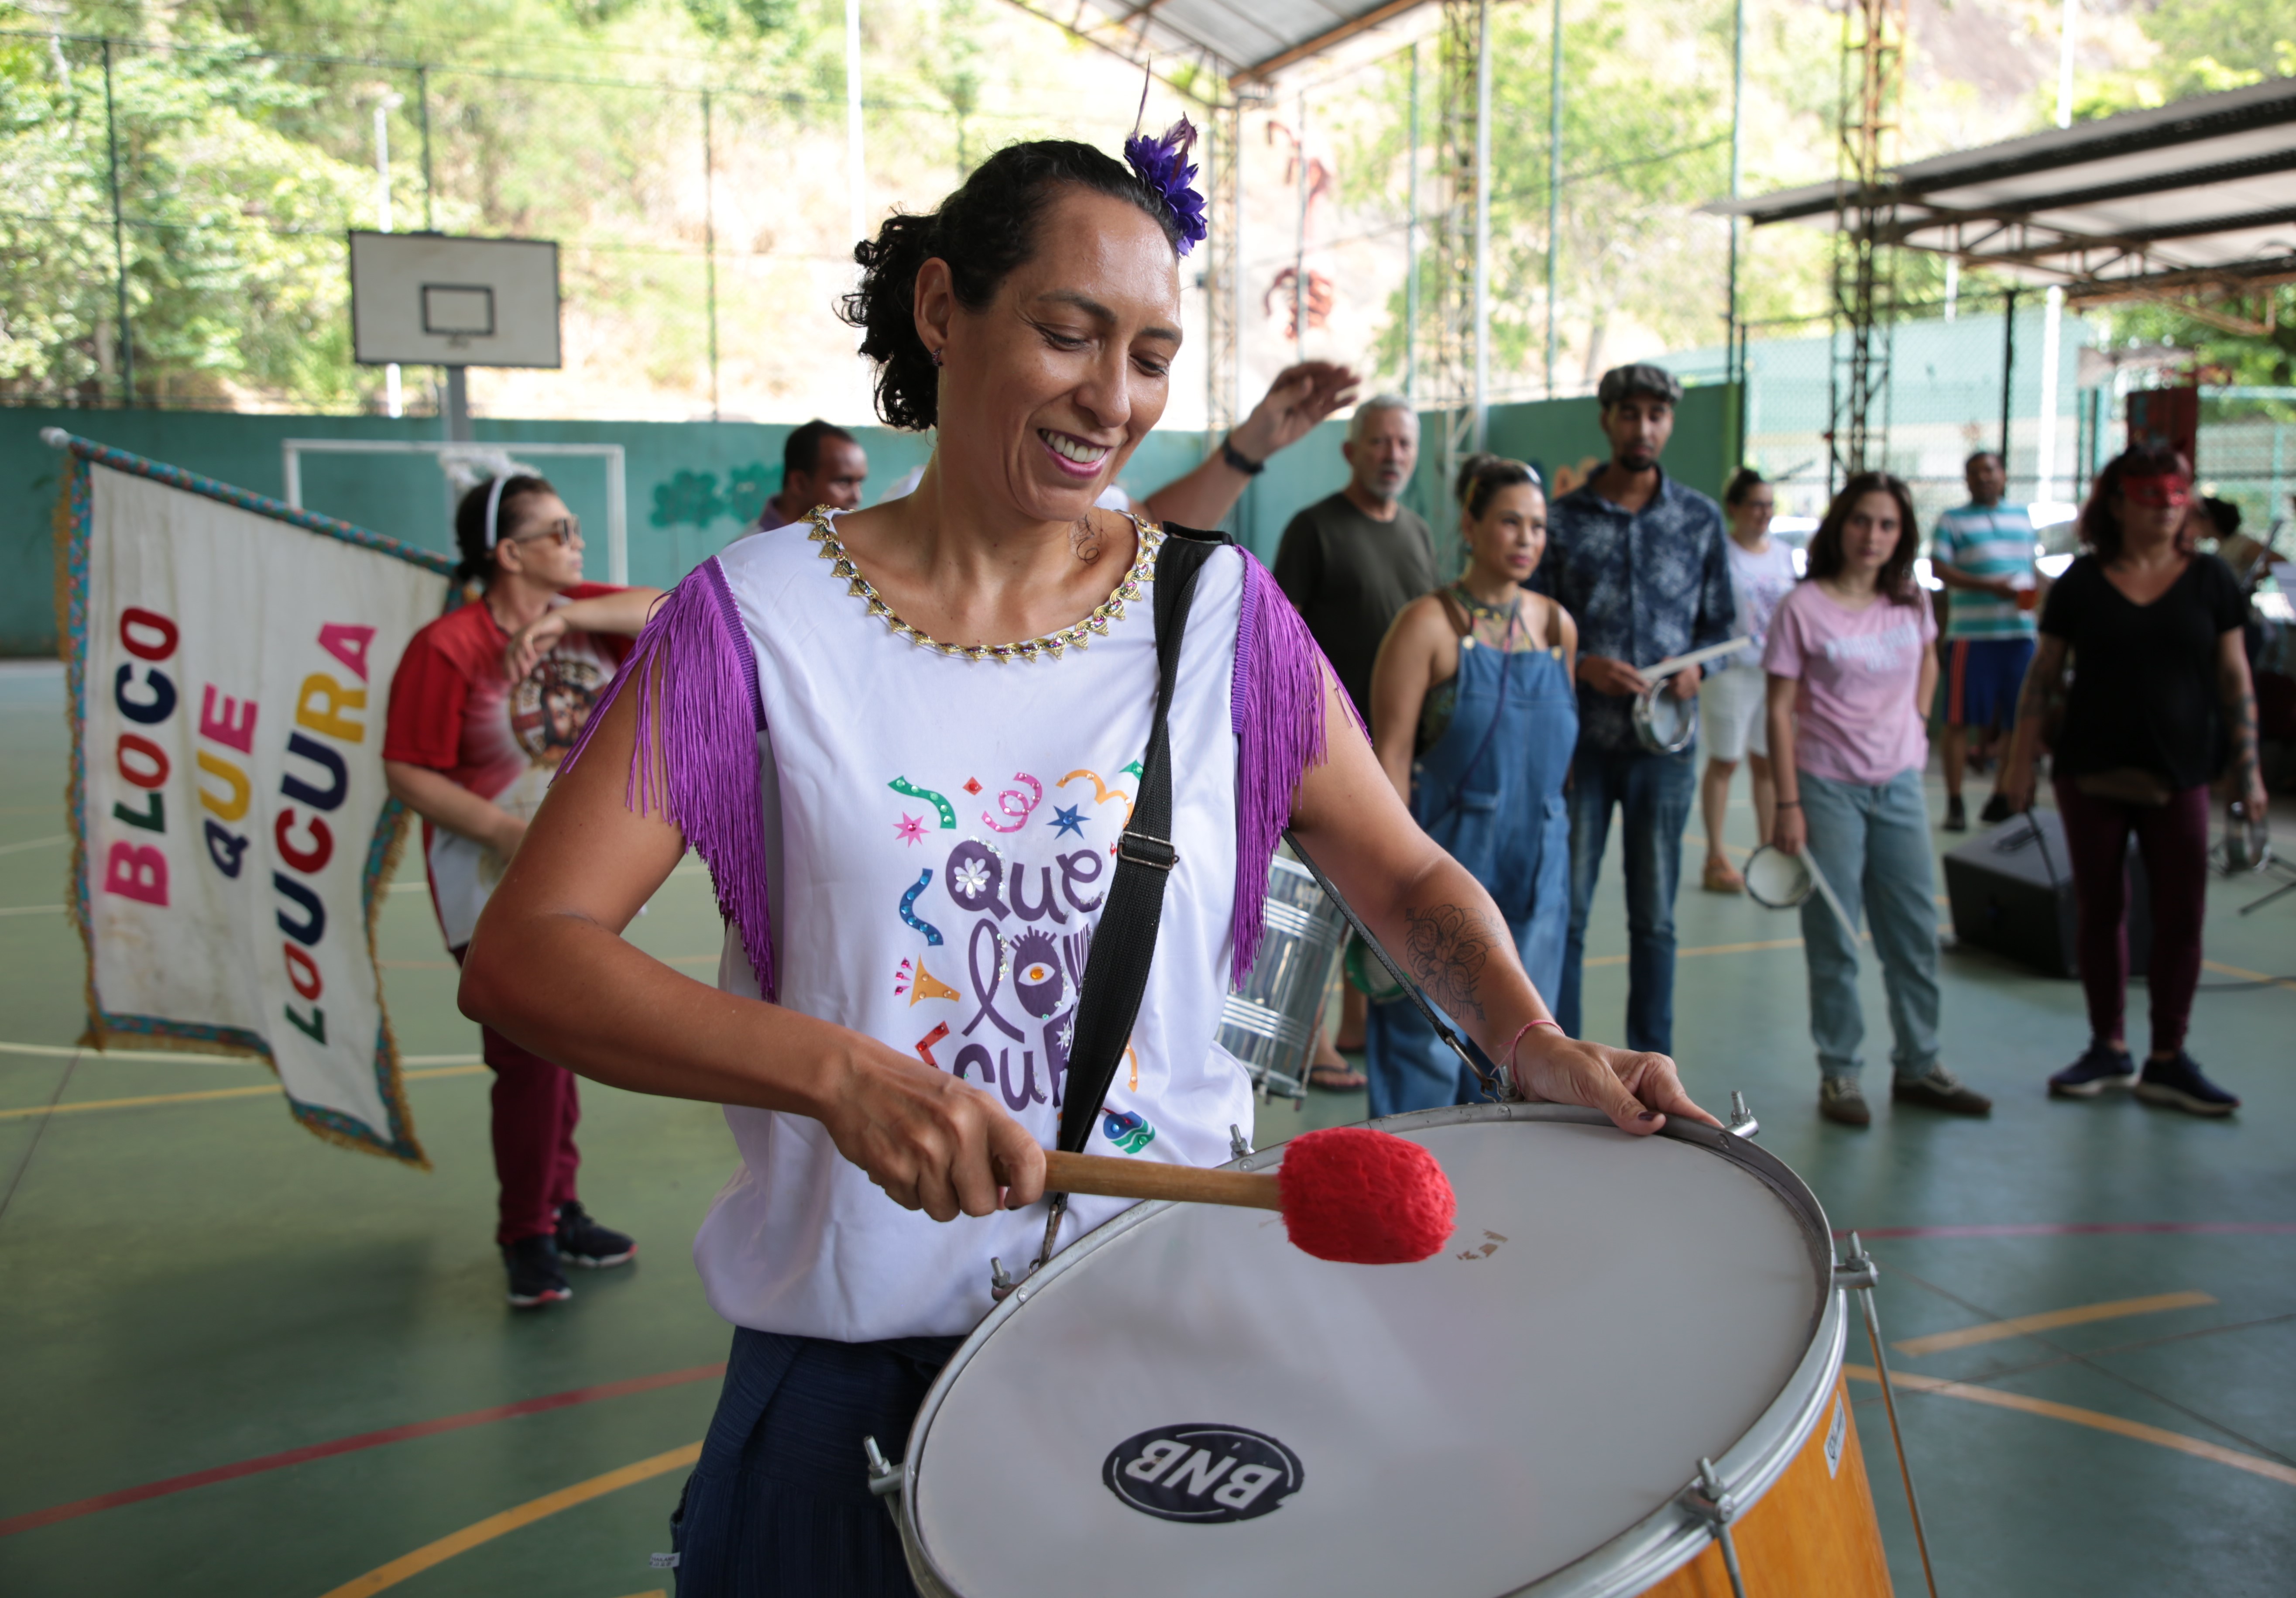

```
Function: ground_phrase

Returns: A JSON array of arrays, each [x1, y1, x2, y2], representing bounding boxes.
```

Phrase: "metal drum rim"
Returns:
[[897, 1103, 1846, 1598]]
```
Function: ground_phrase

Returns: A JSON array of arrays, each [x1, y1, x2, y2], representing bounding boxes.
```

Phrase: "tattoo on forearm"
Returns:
[[2227, 684, 2259, 786], [1404, 904, 1496, 1024]]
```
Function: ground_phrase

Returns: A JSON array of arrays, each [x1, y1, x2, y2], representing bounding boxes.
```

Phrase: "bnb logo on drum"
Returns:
[[1102, 1423, 1302, 1523]]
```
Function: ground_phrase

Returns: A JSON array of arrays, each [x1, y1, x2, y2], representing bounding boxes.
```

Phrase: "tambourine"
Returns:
[[1743, 843, 1864, 949], [1627, 639, 1750, 755], [2220, 801, 2273, 875]]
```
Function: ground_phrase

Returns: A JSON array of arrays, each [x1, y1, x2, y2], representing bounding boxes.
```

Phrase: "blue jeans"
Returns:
[[1798, 768, 1942, 1082], [1558, 746, 1697, 1053]]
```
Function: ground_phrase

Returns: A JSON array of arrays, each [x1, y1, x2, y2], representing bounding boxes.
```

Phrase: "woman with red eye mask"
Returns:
[[1999, 445, 2263, 1115]]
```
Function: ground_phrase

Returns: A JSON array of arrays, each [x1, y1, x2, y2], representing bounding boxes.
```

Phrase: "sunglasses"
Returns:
[[510, 516, 583, 548]]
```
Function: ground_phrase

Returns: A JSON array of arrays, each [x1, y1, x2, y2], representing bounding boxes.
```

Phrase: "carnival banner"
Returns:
[[52, 432, 452, 1165]]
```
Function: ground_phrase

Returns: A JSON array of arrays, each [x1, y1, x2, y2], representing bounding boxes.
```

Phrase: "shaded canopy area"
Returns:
[[1015, 0, 1422, 87], [1709, 78, 2296, 308]]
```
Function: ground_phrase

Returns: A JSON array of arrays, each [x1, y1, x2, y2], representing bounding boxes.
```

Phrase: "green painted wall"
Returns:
[[3, 386, 1735, 655]]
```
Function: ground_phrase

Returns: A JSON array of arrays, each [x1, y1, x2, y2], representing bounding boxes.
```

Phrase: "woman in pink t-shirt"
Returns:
[[1764, 473, 1993, 1127]]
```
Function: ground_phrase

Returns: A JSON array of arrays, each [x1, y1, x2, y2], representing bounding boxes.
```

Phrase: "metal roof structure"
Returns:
[[1001, 0, 1423, 93], [1708, 77, 2296, 307]]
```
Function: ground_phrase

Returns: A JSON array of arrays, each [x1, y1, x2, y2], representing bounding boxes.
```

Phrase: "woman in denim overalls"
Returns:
[[1365, 456, 1579, 1117]]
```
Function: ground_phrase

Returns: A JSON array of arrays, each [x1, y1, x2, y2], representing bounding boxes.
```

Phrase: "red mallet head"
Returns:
[[1276, 1126, 1456, 1264]]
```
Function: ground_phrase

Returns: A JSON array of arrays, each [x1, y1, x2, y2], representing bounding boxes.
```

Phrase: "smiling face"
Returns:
[[1462, 482, 1547, 587], [921, 185, 1181, 526]]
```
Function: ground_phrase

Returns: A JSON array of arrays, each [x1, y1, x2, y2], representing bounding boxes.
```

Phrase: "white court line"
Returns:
[[0, 834, 69, 857], [0, 1041, 480, 1066], [0, 904, 62, 917]]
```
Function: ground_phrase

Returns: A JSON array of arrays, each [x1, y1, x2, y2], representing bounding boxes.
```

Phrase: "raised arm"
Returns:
[[1287, 664, 1716, 1132], [1139, 362, 1358, 529], [456, 674, 1047, 1220]]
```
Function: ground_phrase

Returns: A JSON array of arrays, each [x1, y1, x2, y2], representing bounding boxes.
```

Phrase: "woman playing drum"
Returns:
[[1362, 454, 1577, 1117], [459, 131, 1715, 1594]]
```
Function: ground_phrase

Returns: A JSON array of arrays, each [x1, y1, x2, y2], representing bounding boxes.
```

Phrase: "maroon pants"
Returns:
[[2051, 780, 2210, 1058], [452, 947, 582, 1244]]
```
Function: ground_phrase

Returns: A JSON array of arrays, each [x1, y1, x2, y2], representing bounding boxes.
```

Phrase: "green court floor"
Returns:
[[1, 656, 2290, 1596]]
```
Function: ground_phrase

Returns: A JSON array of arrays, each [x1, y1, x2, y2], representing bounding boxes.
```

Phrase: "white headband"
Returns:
[[482, 474, 512, 551]]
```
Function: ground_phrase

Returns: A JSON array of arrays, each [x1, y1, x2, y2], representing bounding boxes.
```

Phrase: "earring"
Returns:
[[931, 347, 945, 368]]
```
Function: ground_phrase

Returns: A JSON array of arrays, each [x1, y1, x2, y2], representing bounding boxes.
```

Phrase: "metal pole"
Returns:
[[2000, 285, 2018, 471], [101, 38, 134, 406], [2035, 0, 2076, 508], [845, 0, 867, 248], [1472, 0, 1492, 450], [1726, 0, 1744, 378], [1545, 0, 1562, 398], [445, 366, 470, 443], [1405, 43, 1420, 402], [703, 89, 720, 422], [375, 96, 404, 418], [418, 65, 434, 231], [1294, 90, 1308, 363]]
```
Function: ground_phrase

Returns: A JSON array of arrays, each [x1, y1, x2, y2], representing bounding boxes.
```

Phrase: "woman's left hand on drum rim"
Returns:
[[1510, 1034, 1721, 1135]]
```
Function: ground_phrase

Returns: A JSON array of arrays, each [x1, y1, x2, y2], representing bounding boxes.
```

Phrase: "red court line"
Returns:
[[1835, 1223, 2296, 1240], [0, 1361, 725, 1540]]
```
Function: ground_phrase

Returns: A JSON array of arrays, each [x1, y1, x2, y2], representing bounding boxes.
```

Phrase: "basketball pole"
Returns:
[[444, 366, 470, 442]]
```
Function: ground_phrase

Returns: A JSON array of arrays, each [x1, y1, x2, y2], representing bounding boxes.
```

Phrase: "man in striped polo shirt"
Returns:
[[1931, 450, 2041, 830]]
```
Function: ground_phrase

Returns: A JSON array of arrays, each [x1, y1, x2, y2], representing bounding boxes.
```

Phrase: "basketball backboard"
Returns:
[[349, 231, 562, 368]]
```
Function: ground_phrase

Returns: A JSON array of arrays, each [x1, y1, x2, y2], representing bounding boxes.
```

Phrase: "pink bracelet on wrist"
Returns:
[[1503, 1017, 1566, 1071]]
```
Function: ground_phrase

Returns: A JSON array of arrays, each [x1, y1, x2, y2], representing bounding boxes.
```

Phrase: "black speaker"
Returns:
[[1943, 810, 2151, 978]]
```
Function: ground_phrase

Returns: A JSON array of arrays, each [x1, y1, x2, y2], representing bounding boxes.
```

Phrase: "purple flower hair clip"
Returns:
[[1124, 115, 1208, 257]]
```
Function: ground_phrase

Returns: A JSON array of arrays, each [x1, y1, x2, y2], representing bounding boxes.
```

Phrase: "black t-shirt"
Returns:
[[2041, 552, 2245, 789], [1270, 491, 1437, 723]]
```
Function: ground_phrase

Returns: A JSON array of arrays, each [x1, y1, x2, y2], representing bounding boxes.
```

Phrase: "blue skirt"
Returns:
[[671, 1327, 964, 1598]]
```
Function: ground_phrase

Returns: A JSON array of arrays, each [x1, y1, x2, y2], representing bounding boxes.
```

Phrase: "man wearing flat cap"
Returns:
[[1530, 363, 1734, 1056]]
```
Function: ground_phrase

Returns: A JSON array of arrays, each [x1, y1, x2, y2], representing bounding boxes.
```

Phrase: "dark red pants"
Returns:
[[452, 948, 582, 1244], [2052, 780, 2210, 1058]]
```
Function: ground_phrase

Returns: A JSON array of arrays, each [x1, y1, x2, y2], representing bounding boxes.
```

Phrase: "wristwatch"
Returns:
[[1220, 436, 1265, 476]]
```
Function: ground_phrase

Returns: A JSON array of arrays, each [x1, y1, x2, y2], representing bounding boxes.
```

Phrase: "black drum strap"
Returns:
[[1054, 526, 1228, 1156]]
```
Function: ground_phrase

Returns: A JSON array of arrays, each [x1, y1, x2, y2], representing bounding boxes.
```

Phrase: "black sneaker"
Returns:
[[1943, 795, 1968, 832], [504, 1234, 573, 1308], [1892, 1065, 1993, 1116], [1980, 793, 2013, 825], [2049, 1042, 2138, 1098], [556, 1201, 637, 1268], [2134, 1054, 2241, 1117]]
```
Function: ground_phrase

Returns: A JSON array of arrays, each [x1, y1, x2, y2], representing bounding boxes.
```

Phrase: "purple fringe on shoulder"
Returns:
[[1228, 552, 1347, 989], [561, 557, 776, 1000]]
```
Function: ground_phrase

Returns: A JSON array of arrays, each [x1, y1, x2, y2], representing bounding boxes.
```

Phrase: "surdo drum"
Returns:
[[881, 1104, 1893, 1597]]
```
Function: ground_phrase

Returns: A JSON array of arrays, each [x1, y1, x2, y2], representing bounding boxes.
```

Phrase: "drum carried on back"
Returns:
[[1213, 855, 1347, 1100], [879, 1104, 1894, 1597]]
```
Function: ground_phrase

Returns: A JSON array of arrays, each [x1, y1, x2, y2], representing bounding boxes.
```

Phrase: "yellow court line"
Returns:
[[1584, 935, 1809, 969], [0, 1066, 486, 1122], [2202, 959, 2296, 994], [1845, 1364, 2296, 1488], [316, 1442, 700, 1598], [1894, 1291, 2217, 1357]]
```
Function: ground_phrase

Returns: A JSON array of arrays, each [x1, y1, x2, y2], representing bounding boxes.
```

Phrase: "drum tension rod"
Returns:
[[1725, 1091, 1759, 1139], [862, 1434, 903, 1498], [1680, 1457, 1750, 1598], [1835, 1232, 1942, 1598]]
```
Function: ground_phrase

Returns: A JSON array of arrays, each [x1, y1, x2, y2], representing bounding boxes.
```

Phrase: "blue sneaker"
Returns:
[[2049, 1043, 2138, 1098], [2134, 1054, 2241, 1117]]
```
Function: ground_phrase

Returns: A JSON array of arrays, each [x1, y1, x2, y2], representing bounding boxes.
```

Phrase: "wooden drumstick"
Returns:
[[1031, 1128, 1457, 1265]]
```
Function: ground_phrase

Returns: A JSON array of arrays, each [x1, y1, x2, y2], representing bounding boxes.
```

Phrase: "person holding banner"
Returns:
[[383, 473, 662, 1307], [454, 135, 1714, 1591], [1764, 473, 1991, 1128]]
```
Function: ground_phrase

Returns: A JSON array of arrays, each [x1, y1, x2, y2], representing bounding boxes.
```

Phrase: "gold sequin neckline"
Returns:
[[804, 507, 1163, 664]]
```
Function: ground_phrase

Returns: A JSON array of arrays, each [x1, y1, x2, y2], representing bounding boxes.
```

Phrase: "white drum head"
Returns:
[[1743, 845, 1813, 909], [907, 1113, 1828, 1598]]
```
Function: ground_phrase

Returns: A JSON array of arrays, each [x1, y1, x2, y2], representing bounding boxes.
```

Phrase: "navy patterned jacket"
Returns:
[[1531, 468, 1736, 753]]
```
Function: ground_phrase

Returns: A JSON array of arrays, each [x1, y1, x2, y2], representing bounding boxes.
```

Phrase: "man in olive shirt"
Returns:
[[1273, 395, 1435, 727], [1273, 395, 1433, 1085]]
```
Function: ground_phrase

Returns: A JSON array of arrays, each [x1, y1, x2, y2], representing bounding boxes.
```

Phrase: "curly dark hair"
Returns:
[[1805, 470, 1921, 605], [1722, 466, 1767, 508], [451, 474, 557, 586], [2078, 443, 2191, 563], [838, 140, 1182, 431], [1452, 452, 1540, 521]]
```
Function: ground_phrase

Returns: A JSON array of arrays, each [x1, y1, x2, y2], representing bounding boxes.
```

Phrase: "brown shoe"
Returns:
[[1819, 1078, 1871, 1127], [1702, 858, 1746, 894], [1892, 1066, 1993, 1116]]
